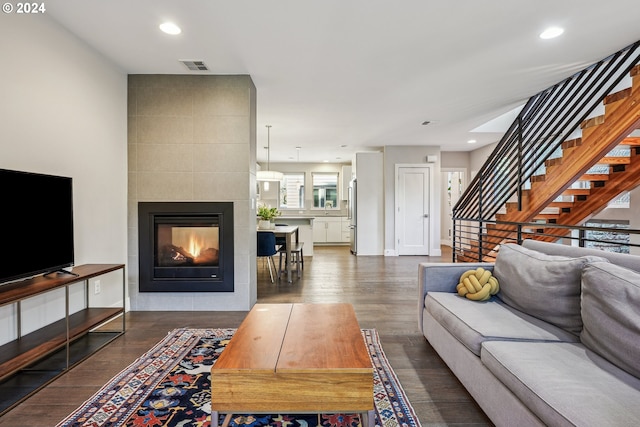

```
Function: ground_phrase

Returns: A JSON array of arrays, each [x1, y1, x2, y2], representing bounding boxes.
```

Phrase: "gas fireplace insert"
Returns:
[[138, 202, 234, 292]]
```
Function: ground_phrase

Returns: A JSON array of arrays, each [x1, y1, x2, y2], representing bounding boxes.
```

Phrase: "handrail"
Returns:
[[454, 41, 640, 225], [452, 218, 640, 262]]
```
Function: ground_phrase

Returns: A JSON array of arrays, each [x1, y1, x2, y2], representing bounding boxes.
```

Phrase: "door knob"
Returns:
[[424, 214, 429, 218]]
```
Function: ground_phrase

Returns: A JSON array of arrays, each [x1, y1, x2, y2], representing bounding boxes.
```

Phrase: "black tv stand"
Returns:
[[44, 269, 79, 278]]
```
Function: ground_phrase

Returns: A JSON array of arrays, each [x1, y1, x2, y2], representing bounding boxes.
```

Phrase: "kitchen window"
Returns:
[[312, 172, 338, 209], [279, 173, 305, 209]]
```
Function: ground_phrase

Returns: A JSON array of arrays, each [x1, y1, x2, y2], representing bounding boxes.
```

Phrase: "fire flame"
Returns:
[[187, 234, 207, 257]]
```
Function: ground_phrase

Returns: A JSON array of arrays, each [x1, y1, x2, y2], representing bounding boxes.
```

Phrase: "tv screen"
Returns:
[[0, 169, 74, 284]]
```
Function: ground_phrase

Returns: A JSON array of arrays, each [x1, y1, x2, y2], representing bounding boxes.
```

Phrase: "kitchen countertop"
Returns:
[[278, 214, 347, 219]]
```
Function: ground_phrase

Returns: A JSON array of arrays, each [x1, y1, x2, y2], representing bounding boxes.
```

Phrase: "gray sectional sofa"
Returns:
[[418, 239, 640, 427]]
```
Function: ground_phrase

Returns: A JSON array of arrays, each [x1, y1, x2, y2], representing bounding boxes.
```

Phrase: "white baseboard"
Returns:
[[384, 249, 397, 256]]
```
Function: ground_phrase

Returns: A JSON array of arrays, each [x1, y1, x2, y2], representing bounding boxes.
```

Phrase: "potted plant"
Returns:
[[257, 205, 280, 229]]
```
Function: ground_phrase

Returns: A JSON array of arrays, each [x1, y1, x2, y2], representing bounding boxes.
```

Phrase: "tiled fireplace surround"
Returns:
[[128, 75, 257, 311]]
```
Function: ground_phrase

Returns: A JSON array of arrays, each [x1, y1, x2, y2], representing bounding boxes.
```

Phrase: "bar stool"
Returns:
[[279, 242, 304, 278]]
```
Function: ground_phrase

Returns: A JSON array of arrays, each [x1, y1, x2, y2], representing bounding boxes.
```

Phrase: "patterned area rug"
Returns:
[[56, 328, 420, 427]]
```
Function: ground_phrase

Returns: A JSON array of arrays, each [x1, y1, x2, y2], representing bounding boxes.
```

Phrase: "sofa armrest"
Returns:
[[417, 262, 494, 333]]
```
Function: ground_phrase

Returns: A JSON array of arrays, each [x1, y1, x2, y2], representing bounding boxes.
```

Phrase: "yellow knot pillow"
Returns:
[[456, 268, 500, 301]]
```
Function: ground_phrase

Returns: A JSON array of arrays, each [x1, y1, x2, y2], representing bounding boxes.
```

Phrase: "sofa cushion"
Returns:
[[482, 341, 640, 427], [424, 292, 578, 356], [523, 239, 640, 273], [581, 261, 640, 378], [494, 243, 607, 335]]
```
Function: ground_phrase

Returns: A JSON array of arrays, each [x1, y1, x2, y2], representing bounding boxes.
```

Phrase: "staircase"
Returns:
[[519, 139, 640, 243], [497, 66, 640, 235], [453, 42, 640, 262]]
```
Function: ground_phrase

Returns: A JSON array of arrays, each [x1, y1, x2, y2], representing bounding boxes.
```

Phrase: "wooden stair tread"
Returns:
[[532, 213, 559, 220], [545, 158, 563, 168], [548, 202, 574, 208], [578, 174, 609, 181], [562, 188, 591, 196], [561, 138, 582, 150], [621, 137, 640, 146], [597, 157, 631, 165], [604, 87, 632, 105], [581, 115, 605, 129]]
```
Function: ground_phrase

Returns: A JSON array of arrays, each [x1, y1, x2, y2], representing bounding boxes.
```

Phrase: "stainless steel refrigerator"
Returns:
[[348, 178, 357, 254]]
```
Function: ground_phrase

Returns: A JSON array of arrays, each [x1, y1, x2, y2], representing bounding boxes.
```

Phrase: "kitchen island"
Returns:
[[268, 216, 315, 256]]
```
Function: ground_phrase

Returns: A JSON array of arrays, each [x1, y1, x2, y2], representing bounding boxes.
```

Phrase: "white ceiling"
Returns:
[[47, 0, 640, 163]]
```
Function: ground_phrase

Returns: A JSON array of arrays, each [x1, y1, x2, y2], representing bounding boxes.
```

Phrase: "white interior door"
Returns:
[[396, 166, 430, 255]]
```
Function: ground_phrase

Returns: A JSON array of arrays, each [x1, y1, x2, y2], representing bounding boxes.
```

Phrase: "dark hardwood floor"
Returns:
[[0, 245, 492, 426]]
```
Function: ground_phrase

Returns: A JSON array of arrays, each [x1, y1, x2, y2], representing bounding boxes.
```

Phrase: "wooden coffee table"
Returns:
[[211, 303, 374, 427]]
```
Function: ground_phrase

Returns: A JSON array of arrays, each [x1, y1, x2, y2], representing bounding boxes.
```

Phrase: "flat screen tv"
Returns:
[[0, 169, 74, 284]]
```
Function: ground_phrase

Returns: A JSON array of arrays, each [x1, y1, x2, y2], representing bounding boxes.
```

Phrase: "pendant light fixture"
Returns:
[[256, 125, 283, 189]]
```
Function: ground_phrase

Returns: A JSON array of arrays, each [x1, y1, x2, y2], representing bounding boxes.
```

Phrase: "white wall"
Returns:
[[469, 142, 498, 179], [441, 151, 471, 170], [0, 15, 128, 342]]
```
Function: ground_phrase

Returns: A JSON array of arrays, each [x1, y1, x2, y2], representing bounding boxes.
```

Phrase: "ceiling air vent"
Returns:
[[179, 60, 209, 71]]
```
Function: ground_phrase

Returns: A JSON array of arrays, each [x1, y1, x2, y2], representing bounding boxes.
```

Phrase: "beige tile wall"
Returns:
[[128, 75, 257, 311]]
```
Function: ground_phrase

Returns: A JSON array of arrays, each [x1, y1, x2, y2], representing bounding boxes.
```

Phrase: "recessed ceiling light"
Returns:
[[323, 160, 329, 163], [467, 139, 477, 144], [539, 27, 564, 40], [159, 22, 182, 35]]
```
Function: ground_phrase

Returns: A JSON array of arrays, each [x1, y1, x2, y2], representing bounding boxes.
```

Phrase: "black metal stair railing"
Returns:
[[456, 218, 640, 256], [452, 40, 640, 262]]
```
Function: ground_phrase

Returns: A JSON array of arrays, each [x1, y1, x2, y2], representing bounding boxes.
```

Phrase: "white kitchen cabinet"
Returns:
[[341, 217, 351, 243], [312, 220, 326, 242], [313, 217, 345, 243]]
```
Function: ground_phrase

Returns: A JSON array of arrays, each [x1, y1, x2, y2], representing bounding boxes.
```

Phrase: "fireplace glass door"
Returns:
[[156, 217, 219, 267], [154, 216, 220, 279]]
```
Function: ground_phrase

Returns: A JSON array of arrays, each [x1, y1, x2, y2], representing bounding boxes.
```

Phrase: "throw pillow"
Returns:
[[494, 243, 607, 335], [456, 268, 500, 301], [581, 261, 640, 378]]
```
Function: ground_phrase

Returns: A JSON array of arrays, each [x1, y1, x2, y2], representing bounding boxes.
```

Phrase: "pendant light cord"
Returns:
[[266, 124, 272, 172]]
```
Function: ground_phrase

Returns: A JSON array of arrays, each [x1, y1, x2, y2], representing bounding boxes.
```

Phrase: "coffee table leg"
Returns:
[[212, 411, 234, 427], [362, 409, 375, 427], [221, 413, 233, 427]]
